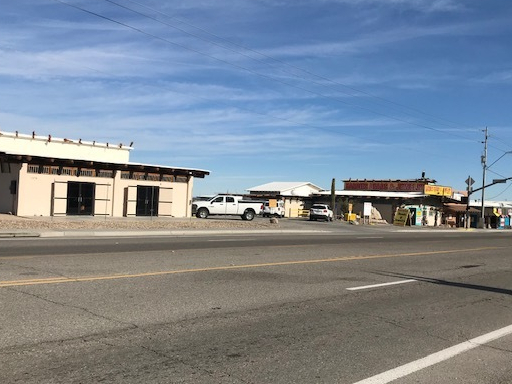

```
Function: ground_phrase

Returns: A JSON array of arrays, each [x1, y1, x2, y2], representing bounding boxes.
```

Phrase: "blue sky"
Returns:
[[1, 0, 512, 199]]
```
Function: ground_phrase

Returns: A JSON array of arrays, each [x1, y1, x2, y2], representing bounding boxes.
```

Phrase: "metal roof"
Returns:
[[247, 181, 323, 193], [469, 200, 512, 208], [315, 190, 426, 198]]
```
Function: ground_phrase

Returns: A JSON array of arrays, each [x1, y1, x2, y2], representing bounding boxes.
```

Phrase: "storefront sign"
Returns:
[[424, 185, 453, 197], [363, 202, 372, 217], [393, 208, 410, 226], [344, 181, 426, 192]]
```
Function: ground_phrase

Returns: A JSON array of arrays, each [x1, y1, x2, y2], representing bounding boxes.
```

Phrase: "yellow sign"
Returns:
[[424, 185, 453, 197], [393, 208, 409, 226], [268, 199, 277, 208]]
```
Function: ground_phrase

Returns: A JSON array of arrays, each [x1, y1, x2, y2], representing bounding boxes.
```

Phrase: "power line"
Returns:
[[486, 168, 508, 179], [111, 0, 476, 133], [54, 0, 481, 145], [488, 133, 512, 152], [2, 2, 500, 195], [488, 182, 512, 200], [0, 42, 461, 165]]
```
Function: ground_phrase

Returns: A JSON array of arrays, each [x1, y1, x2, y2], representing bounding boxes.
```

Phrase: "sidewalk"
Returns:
[[0, 214, 500, 238], [0, 214, 328, 238]]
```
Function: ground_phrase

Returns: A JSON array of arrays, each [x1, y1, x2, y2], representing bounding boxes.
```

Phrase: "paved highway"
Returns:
[[1, 226, 511, 383]]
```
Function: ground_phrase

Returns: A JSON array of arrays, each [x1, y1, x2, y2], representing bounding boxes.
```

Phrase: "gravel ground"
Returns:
[[0, 214, 279, 231]]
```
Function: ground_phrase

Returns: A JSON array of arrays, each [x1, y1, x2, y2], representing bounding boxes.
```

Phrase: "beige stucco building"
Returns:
[[0, 131, 209, 217]]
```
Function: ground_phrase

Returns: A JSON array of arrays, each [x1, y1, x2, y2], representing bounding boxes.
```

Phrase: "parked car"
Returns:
[[309, 204, 333, 221]]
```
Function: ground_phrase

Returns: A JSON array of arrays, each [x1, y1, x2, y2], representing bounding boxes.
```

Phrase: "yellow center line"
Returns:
[[0, 246, 502, 287]]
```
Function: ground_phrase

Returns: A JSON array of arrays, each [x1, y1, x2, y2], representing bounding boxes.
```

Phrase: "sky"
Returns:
[[1, 0, 512, 199]]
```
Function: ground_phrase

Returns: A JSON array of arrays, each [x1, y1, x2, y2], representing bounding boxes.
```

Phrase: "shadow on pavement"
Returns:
[[375, 270, 512, 296]]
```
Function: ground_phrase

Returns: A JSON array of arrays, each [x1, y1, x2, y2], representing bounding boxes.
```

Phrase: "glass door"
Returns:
[[136, 186, 159, 216], [66, 182, 95, 215]]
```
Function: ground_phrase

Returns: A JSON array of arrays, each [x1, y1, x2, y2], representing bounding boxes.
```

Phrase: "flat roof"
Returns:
[[0, 151, 210, 178], [343, 178, 436, 183], [315, 190, 426, 198]]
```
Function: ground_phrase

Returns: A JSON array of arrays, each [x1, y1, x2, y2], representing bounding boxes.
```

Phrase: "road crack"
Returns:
[[1, 261, 71, 280], [3, 286, 139, 330]]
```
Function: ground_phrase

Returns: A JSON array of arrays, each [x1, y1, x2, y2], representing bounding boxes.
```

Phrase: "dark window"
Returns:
[[66, 182, 95, 215], [9, 180, 17, 194], [1, 161, 10, 173], [136, 186, 159, 216]]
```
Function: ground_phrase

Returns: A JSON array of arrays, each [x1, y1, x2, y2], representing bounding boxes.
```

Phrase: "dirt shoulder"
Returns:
[[0, 214, 278, 231]]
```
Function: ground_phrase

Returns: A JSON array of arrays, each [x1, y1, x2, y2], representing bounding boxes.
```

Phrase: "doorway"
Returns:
[[67, 182, 95, 215], [136, 186, 159, 216], [408, 208, 417, 226]]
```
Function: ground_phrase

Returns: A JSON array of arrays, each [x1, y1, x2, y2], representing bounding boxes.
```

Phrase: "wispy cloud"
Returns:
[[334, 0, 465, 12], [1, 1, 512, 197], [250, 0, 464, 13], [471, 70, 512, 85], [264, 20, 490, 59]]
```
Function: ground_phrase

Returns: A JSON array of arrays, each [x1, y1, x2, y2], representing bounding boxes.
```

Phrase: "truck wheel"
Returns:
[[196, 208, 209, 219], [243, 210, 255, 221]]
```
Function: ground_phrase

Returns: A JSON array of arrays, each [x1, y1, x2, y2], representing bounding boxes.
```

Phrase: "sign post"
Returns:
[[465, 176, 475, 229], [363, 202, 372, 225]]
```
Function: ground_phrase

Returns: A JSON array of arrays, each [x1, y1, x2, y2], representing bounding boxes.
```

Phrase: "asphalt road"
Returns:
[[1, 226, 511, 383]]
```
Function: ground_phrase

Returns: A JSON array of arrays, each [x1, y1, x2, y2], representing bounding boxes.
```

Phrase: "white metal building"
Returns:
[[247, 182, 323, 217]]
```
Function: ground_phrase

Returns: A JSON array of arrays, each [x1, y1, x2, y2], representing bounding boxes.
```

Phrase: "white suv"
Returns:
[[262, 201, 285, 218], [309, 204, 333, 221]]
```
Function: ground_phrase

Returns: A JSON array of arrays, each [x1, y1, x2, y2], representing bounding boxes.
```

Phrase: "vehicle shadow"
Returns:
[[374, 271, 512, 296]]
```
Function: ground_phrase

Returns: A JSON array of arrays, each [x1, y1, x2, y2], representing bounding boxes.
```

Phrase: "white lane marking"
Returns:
[[352, 324, 512, 384], [347, 279, 416, 291], [356, 237, 384, 239]]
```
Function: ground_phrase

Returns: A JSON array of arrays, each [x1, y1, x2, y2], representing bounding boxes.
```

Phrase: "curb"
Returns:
[[37, 229, 330, 238], [0, 232, 41, 238]]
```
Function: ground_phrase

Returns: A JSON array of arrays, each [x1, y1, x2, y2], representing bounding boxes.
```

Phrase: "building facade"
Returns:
[[247, 182, 323, 218], [313, 178, 456, 225], [0, 131, 209, 217]]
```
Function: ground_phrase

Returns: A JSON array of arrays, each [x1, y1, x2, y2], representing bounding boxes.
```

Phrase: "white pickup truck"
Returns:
[[193, 195, 263, 221]]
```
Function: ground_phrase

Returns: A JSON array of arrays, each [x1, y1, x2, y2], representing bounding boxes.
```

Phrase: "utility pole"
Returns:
[[480, 127, 488, 228]]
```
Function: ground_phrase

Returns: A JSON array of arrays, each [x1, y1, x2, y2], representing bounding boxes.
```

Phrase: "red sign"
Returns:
[[344, 181, 426, 192]]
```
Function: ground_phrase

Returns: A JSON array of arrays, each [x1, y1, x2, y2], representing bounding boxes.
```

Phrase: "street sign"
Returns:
[[465, 177, 475, 186]]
